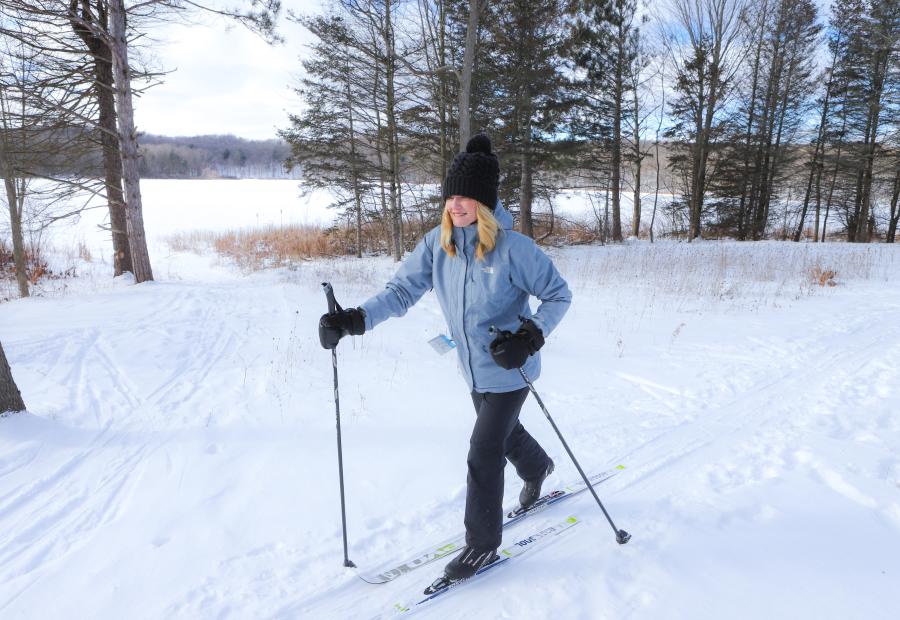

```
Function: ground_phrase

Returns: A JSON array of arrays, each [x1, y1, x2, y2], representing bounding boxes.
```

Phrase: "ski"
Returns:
[[370, 516, 581, 619], [358, 465, 623, 585]]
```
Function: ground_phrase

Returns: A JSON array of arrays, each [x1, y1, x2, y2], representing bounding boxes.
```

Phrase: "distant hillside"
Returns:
[[139, 134, 301, 179]]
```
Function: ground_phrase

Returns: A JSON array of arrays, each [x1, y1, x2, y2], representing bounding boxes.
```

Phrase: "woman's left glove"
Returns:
[[319, 307, 366, 349], [490, 319, 545, 370]]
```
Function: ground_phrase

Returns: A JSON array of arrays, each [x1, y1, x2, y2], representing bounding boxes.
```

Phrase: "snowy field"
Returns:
[[2, 182, 900, 619]]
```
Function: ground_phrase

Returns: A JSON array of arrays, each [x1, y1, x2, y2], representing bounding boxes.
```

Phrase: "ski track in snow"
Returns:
[[1, 245, 900, 619]]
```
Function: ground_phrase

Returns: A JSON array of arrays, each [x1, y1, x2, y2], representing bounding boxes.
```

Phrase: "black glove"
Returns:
[[490, 318, 545, 370], [319, 307, 366, 349]]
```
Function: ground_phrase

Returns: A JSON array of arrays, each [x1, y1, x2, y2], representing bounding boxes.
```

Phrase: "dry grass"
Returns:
[[553, 240, 898, 313], [161, 219, 897, 314], [165, 224, 344, 270], [0, 238, 53, 284], [215, 225, 341, 270], [165, 217, 441, 272], [809, 265, 838, 287], [78, 241, 93, 263]]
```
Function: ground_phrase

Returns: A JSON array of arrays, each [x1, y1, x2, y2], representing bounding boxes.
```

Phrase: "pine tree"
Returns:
[[707, 0, 821, 239], [821, 0, 900, 241], [570, 0, 639, 242], [663, 0, 747, 240], [280, 14, 374, 257], [478, 0, 575, 238]]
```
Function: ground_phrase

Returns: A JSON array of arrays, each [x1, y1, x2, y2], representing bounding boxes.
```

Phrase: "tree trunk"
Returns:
[[887, 167, 900, 243], [371, 61, 390, 251], [631, 82, 642, 238], [690, 132, 706, 241], [96, 35, 132, 275], [458, 0, 479, 148], [70, 0, 134, 276], [688, 104, 704, 241], [691, 16, 729, 242], [520, 126, 534, 238], [383, 0, 402, 261], [345, 48, 363, 259], [822, 112, 847, 242], [0, 341, 25, 414], [0, 100, 28, 296], [689, 61, 713, 242], [2, 174, 29, 298], [792, 99, 826, 242], [650, 74, 664, 244], [853, 47, 888, 243], [737, 1, 768, 240], [437, 0, 450, 178], [109, 0, 152, 282], [760, 49, 797, 238], [751, 42, 784, 239], [813, 161, 823, 242], [794, 31, 840, 243], [603, 171, 611, 243], [611, 34, 623, 242]]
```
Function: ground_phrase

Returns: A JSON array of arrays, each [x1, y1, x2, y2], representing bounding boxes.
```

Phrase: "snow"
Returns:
[[49, 178, 336, 257], [2, 182, 900, 619]]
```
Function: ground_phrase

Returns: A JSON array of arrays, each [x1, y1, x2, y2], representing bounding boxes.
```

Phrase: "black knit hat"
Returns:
[[442, 133, 500, 211]]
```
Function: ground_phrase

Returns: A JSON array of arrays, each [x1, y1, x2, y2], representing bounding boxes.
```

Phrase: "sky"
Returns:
[[136, 0, 324, 141], [133, 0, 836, 142]]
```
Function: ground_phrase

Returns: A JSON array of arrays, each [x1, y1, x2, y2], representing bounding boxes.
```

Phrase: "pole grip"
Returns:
[[322, 282, 342, 314]]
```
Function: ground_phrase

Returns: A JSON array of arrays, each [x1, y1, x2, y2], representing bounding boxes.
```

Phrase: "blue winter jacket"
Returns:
[[360, 204, 572, 393]]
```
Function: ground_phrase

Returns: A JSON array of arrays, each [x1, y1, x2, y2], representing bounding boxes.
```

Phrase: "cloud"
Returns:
[[137, 1, 321, 140]]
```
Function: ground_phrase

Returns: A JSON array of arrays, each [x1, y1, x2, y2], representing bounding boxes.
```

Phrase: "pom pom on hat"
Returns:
[[466, 133, 493, 155], [443, 133, 500, 210]]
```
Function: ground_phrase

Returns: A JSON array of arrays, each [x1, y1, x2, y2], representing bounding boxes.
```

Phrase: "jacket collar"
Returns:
[[494, 202, 514, 230]]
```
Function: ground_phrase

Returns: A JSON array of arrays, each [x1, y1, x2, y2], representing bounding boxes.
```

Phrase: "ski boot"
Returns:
[[423, 546, 499, 594], [519, 458, 555, 510]]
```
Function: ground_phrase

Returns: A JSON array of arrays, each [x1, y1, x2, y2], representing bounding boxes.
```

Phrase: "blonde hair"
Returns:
[[440, 202, 499, 261]]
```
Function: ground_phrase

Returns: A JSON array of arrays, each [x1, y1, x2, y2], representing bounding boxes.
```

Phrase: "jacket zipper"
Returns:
[[460, 227, 476, 388]]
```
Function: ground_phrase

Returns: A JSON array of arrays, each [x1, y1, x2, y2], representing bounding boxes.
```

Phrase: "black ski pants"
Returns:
[[464, 387, 551, 550]]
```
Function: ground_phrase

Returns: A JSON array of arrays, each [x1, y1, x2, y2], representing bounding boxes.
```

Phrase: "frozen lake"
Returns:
[[61, 179, 336, 255], [54, 179, 661, 257]]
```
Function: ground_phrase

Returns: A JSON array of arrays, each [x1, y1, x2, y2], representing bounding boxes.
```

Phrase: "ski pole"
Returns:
[[322, 282, 356, 568], [519, 367, 631, 545]]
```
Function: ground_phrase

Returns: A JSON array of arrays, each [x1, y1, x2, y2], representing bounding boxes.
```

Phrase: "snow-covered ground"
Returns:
[[2, 186, 900, 619]]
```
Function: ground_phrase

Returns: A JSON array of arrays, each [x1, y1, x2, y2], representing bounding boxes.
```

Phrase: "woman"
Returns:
[[318, 134, 571, 583]]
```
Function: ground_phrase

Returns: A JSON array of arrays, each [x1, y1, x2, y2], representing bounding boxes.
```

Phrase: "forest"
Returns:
[[280, 0, 899, 257], [0, 0, 898, 294], [138, 135, 299, 180]]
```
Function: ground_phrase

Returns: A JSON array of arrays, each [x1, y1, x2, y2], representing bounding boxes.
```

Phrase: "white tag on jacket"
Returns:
[[428, 334, 456, 355]]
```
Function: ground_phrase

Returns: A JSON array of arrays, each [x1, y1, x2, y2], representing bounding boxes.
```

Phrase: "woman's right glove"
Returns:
[[319, 307, 366, 349], [489, 318, 545, 370]]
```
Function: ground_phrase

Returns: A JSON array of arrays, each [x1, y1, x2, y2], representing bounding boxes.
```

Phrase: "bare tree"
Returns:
[[794, 24, 842, 242], [649, 65, 666, 243], [69, 0, 133, 275], [570, 0, 639, 242], [481, 0, 573, 238], [663, 0, 747, 240], [0, 70, 30, 297], [625, 20, 657, 239], [1, 12, 97, 297], [850, 0, 899, 242], [3, 0, 283, 284], [102, 0, 152, 280]]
